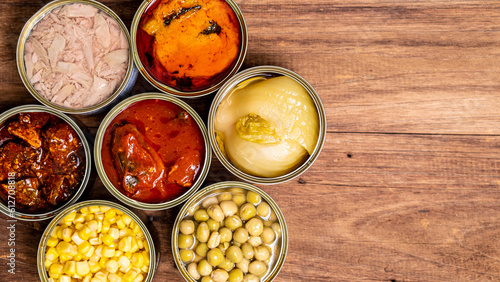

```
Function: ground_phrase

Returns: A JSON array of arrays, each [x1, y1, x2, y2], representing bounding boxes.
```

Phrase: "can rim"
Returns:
[[0, 105, 91, 221], [130, 0, 248, 98], [37, 200, 157, 282], [208, 66, 327, 184], [16, 0, 136, 114], [171, 181, 288, 281], [94, 93, 212, 210]]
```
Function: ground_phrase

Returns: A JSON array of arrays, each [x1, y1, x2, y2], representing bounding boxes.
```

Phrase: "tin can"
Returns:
[[208, 66, 327, 185], [130, 0, 248, 97], [16, 0, 138, 115], [172, 181, 288, 281], [37, 200, 157, 281], [0, 105, 91, 221], [94, 93, 212, 210]]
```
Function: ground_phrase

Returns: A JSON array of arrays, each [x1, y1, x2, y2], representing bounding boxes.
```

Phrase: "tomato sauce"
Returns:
[[101, 99, 205, 203], [137, 0, 241, 92]]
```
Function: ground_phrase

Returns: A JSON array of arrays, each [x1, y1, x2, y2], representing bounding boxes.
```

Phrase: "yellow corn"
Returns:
[[89, 206, 100, 213], [131, 253, 144, 268], [78, 241, 91, 254], [133, 274, 144, 282], [109, 228, 120, 240], [63, 261, 76, 275], [50, 263, 64, 276], [101, 234, 115, 246], [106, 259, 119, 273], [50, 226, 60, 238], [80, 207, 90, 214], [122, 270, 138, 282], [108, 273, 121, 282], [95, 245, 103, 257], [59, 254, 73, 262], [56, 241, 73, 255], [46, 247, 59, 261], [88, 260, 101, 273], [121, 214, 132, 226], [105, 209, 116, 219], [114, 250, 123, 258], [62, 228, 73, 242], [74, 223, 85, 231], [59, 275, 72, 282], [78, 226, 91, 241], [47, 237, 59, 247], [143, 240, 149, 253], [45, 258, 53, 268], [129, 237, 139, 253], [73, 253, 83, 262], [99, 257, 109, 269], [56, 226, 64, 240], [100, 206, 111, 213], [63, 212, 76, 223], [84, 213, 95, 222], [95, 271, 108, 281], [76, 261, 91, 276], [103, 246, 116, 258], [73, 213, 85, 224], [118, 237, 132, 253], [87, 220, 99, 231], [102, 220, 111, 234], [118, 255, 131, 270], [83, 246, 95, 259], [116, 218, 126, 229]]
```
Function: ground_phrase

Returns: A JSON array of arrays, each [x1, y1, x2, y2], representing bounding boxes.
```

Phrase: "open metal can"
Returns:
[[37, 200, 157, 281], [208, 66, 327, 185], [130, 0, 248, 97], [172, 181, 288, 281], [94, 93, 212, 210], [0, 105, 91, 221], [17, 0, 138, 115]]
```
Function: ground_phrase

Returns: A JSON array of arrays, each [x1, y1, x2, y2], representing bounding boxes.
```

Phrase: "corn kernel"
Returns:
[[56, 226, 64, 239], [95, 271, 108, 281], [118, 255, 131, 269], [61, 228, 73, 242], [78, 226, 91, 241], [56, 241, 73, 255], [90, 278, 102, 282], [108, 216, 117, 224], [116, 210, 123, 215], [89, 254, 100, 263], [74, 223, 85, 231], [143, 241, 149, 253], [118, 237, 132, 253], [141, 265, 148, 273], [105, 209, 116, 219], [101, 234, 115, 246], [83, 274, 92, 282], [63, 212, 77, 223], [89, 206, 100, 213], [84, 213, 95, 222], [114, 250, 123, 258], [131, 253, 144, 268], [47, 237, 59, 247], [80, 207, 90, 214], [103, 246, 116, 258], [73, 253, 83, 262], [108, 273, 121, 282], [60, 275, 72, 282], [83, 246, 95, 258], [142, 251, 150, 266], [129, 238, 139, 253], [133, 274, 144, 282], [106, 259, 119, 273], [73, 213, 85, 224], [121, 214, 132, 226], [63, 261, 76, 275], [99, 257, 109, 269], [88, 260, 101, 273], [116, 218, 126, 229], [87, 220, 99, 231], [78, 241, 91, 254], [100, 206, 111, 213], [109, 228, 120, 240], [95, 245, 104, 257], [50, 263, 64, 276], [89, 237, 102, 246], [59, 254, 73, 262], [50, 226, 60, 238], [46, 247, 59, 261], [122, 270, 138, 282], [45, 258, 54, 268], [102, 220, 111, 233], [72, 232, 85, 245]]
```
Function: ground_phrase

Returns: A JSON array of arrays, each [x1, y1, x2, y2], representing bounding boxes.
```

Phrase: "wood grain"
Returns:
[[1, 0, 500, 281]]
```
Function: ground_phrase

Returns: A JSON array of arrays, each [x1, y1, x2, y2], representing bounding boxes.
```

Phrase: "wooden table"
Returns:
[[1, 0, 500, 281]]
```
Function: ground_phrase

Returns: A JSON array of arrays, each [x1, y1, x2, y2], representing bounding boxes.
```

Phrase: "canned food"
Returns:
[[130, 0, 248, 97], [17, 0, 138, 115], [0, 105, 91, 221], [94, 93, 212, 210], [172, 181, 288, 281], [208, 66, 327, 184], [37, 200, 157, 282]]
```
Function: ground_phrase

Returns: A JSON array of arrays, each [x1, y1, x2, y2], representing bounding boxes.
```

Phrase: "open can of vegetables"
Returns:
[[17, 0, 138, 114], [172, 181, 288, 282], [130, 0, 248, 97], [0, 105, 91, 221], [208, 66, 327, 185], [94, 93, 211, 210], [37, 200, 157, 282]]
